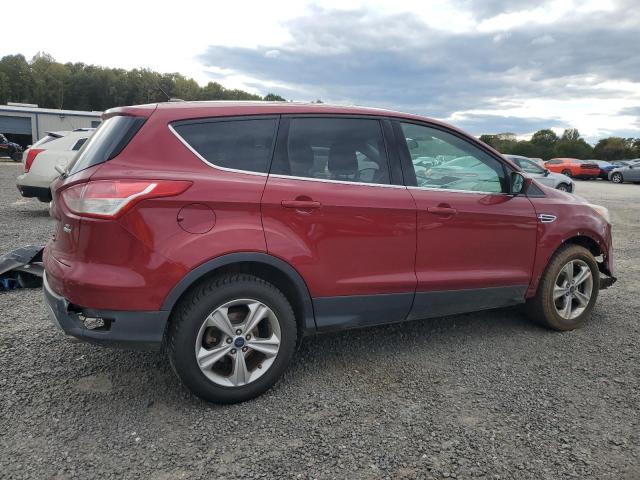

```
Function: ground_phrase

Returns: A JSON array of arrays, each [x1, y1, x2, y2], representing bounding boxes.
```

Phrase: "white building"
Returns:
[[0, 102, 102, 146]]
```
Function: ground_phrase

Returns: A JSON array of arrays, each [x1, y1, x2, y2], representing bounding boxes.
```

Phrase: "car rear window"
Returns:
[[171, 117, 278, 174], [71, 138, 88, 151], [67, 116, 145, 175]]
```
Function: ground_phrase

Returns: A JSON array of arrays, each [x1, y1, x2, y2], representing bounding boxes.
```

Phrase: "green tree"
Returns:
[[264, 93, 286, 101], [530, 129, 559, 159], [552, 128, 593, 159], [0, 52, 285, 111], [593, 137, 638, 160]]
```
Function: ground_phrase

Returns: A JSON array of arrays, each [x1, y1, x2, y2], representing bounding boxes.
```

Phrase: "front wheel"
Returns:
[[610, 172, 623, 184], [557, 183, 570, 192], [525, 245, 599, 331], [561, 169, 572, 177], [11, 151, 22, 162], [166, 274, 297, 403]]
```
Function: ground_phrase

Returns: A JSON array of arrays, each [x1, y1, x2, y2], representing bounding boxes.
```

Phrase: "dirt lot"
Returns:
[[0, 160, 638, 479]]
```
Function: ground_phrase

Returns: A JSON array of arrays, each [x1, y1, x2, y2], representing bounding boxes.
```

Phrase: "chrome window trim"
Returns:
[[269, 173, 407, 189], [407, 185, 506, 195], [168, 123, 268, 177]]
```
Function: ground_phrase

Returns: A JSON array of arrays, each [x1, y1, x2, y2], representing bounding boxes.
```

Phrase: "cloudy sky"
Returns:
[[3, 0, 639, 142]]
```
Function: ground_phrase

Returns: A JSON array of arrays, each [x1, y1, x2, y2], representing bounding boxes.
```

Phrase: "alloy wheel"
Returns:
[[552, 259, 593, 320], [195, 299, 281, 387]]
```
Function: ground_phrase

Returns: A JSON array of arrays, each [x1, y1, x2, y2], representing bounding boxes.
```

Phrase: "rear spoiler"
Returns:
[[44, 131, 66, 139]]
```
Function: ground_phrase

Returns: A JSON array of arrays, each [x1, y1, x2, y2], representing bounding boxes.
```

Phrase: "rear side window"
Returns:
[[67, 116, 145, 175], [172, 118, 278, 174], [271, 117, 390, 185]]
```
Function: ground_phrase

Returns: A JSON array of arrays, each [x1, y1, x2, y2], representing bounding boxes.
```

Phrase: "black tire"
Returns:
[[11, 151, 22, 162], [525, 245, 599, 331], [166, 273, 297, 404], [561, 169, 572, 177], [557, 183, 570, 192], [611, 172, 623, 184]]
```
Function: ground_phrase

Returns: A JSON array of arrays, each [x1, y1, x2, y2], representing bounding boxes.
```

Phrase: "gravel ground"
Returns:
[[1, 160, 638, 479]]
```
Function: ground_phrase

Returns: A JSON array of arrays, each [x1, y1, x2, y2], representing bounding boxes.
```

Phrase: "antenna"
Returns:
[[157, 83, 171, 101]]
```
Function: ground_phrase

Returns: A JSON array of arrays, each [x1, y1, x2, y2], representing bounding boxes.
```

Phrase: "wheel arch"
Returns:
[[161, 253, 316, 337], [558, 234, 602, 257], [527, 232, 608, 298]]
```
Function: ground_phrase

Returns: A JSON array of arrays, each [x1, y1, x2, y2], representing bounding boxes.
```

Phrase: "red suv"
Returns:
[[44, 102, 616, 403], [545, 158, 600, 179]]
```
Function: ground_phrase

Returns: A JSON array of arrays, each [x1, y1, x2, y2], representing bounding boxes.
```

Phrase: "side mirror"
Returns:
[[544, 169, 550, 176], [510, 172, 531, 195]]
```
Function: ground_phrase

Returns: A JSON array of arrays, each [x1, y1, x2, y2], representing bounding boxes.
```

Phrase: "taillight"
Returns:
[[60, 180, 192, 219], [25, 148, 44, 172]]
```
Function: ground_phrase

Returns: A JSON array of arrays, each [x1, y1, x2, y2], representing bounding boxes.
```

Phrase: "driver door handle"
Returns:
[[281, 200, 322, 209], [427, 205, 457, 216]]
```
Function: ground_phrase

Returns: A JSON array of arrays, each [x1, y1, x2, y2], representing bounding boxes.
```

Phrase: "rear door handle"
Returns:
[[427, 206, 457, 216], [281, 200, 322, 209]]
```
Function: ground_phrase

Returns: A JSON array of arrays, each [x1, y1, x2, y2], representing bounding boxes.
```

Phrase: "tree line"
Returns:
[[0, 53, 285, 112], [1, 53, 638, 161], [480, 129, 640, 162]]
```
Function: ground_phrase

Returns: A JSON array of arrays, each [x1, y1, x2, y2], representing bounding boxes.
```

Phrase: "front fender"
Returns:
[[526, 200, 612, 298]]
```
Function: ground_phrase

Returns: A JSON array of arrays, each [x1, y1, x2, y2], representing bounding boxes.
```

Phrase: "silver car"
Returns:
[[504, 154, 574, 192], [608, 159, 640, 184]]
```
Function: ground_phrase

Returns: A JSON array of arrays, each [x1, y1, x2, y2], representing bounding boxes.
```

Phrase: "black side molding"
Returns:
[[408, 285, 528, 321], [314, 292, 414, 332]]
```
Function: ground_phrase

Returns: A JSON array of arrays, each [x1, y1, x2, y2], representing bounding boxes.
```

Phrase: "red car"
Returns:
[[545, 158, 600, 178], [44, 102, 616, 403]]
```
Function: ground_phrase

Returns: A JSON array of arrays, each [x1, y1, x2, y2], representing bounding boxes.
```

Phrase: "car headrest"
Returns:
[[328, 140, 358, 179]]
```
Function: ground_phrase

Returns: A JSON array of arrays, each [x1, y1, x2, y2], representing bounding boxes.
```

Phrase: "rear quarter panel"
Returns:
[[75, 110, 269, 310]]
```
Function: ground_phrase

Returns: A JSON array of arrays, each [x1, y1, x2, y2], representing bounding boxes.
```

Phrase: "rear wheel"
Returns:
[[561, 169, 572, 177], [10, 151, 22, 162], [525, 245, 599, 331], [166, 274, 297, 403], [610, 172, 623, 184]]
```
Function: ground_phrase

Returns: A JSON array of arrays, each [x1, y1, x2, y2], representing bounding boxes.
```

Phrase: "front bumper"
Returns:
[[43, 273, 169, 350]]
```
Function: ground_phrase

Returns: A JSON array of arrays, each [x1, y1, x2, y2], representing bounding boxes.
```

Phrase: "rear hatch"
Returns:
[[47, 114, 147, 266]]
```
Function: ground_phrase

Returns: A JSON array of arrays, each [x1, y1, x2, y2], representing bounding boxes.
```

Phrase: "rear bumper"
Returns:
[[43, 272, 169, 350], [16, 183, 52, 201]]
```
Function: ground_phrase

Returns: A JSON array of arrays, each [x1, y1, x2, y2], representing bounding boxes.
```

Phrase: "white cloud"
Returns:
[[531, 34, 556, 45]]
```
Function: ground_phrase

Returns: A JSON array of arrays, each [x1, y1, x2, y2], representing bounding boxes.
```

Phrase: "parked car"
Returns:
[[16, 129, 94, 202], [608, 159, 640, 184], [545, 158, 600, 179], [43, 102, 616, 403], [588, 160, 617, 180], [0, 133, 24, 161], [504, 154, 574, 192]]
